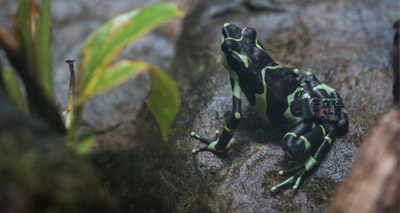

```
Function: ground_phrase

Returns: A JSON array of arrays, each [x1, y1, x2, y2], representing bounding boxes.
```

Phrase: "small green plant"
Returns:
[[0, 0, 183, 153]]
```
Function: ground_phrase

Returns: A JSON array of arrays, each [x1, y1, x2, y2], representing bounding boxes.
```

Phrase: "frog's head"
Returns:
[[220, 23, 271, 78]]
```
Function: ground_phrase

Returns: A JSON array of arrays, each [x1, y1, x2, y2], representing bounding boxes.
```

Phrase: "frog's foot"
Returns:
[[270, 156, 320, 192], [270, 167, 306, 192], [190, 131, 235, 154]]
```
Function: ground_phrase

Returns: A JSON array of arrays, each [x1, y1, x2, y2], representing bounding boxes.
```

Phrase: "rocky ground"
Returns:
[[0, 0, 398, 212]]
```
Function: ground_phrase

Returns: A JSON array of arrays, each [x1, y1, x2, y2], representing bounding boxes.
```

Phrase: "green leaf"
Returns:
[[12, 0, 65, 134], [66, 59, 149, 138], [92, 59, 149, 95], [77, 2, 183, 105], [16, 0, 32, 59], [68, 131, 96, 154], [1, 67, 28, 113], [17, 0, 53, 98], [68, 60, 181, 143], [35, 0, 53, 97], [146, 67, 180, 141]]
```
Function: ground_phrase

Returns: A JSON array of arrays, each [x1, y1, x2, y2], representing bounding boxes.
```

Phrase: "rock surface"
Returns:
[[0, 0, 398, 212], [91, 0, 397, 212], [327, 104, 399, 213]]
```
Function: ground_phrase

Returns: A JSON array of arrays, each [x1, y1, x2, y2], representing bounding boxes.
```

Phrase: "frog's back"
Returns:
[[248, 66, 302, 125], [266, 68, 302, 124], [220, 24, 303, 125]]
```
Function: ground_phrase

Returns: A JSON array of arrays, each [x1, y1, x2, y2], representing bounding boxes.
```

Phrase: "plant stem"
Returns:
[[64, 60, 76, 129]]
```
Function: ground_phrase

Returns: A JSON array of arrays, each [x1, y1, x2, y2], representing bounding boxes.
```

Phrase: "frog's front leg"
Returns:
[[191, 93, 242, 154]]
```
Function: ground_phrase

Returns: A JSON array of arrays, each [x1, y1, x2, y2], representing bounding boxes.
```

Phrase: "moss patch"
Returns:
[[264, 17, 312, 67], [262, 171, 303, 212], [302, 176, 338, 205]]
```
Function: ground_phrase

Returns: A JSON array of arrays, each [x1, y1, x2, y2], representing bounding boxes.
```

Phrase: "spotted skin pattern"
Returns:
[[190, 23, 349, 192]]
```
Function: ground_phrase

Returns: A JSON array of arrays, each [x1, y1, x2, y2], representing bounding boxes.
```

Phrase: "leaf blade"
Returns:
[[1, 67, 29, 113], [35, 0, 53, 97], [68, 131, 96, 154], [90, 59, 149, 96], [146, 67, 180, 141], [16, 0, 53, 98], [77, 2, 183, 105]]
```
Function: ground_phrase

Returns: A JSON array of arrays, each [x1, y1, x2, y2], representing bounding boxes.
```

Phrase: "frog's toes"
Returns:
[[192, 146, 208, 154], [278, 164, 304, 176], [190, 131, 212, 144], [191, 137, 235, 154], [215, 130, 220, 138], [190, 130, 235, 154], [226, 137, 235, 149], [292, 176, 302, 190], [270, 175, 303, 192], [270, 168, 306, 192], [270, 176, 295, 192], [192, 141, 218, 154], [190, 131, 206, 141]]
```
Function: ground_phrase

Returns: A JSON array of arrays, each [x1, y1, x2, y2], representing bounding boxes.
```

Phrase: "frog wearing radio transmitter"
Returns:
[[190, 23, 349, 192]]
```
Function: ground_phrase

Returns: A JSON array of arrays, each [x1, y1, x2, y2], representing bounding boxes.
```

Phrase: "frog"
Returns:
[[190, 23, 349, 192]]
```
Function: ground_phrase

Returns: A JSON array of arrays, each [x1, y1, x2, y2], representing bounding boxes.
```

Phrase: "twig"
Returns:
[[0, 25, 19, 54], [64, 60, 76, 129]]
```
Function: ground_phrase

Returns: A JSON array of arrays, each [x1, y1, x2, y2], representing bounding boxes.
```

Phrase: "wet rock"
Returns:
[[327, 20, 400, 213], [90, 0, 397, 212], [392, 20, 399, 102], [0, 0, 398, 212], [327, 104, 399, 213]]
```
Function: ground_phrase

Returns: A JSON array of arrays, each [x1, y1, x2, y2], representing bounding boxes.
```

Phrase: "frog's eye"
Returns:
[[244, 27, 256, 40], [244, 28, 257, 45], [244, 27, 264, 50], [224, 39, 239, 52]]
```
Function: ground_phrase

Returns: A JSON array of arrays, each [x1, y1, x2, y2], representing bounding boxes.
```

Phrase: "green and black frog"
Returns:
[[190, 23, 349, 192]]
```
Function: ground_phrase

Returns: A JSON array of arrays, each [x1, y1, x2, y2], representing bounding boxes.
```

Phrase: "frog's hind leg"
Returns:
[[280, 119, 314, 159], [272, 71, 345, 192], [299, 71, 349, 135], [298, 71, 347, 153], [271, 72, 348, 192], [281, 123, 328, 159], [271, 122, 335, 192]]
